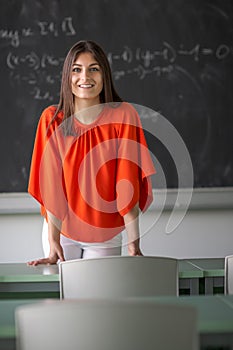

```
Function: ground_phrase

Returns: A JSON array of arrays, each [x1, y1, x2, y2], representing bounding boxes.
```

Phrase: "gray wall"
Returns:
[[0, 189, 232, 262]]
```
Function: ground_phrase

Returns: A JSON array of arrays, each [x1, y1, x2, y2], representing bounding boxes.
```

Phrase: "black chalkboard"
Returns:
[[0, 0, 233, 191]]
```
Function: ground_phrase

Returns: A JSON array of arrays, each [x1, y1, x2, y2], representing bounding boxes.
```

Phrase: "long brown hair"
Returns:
[[51, 40, 122, 132]]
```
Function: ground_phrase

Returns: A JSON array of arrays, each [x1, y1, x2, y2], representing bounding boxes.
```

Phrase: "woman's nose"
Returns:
[[80, 69, 89, 80]]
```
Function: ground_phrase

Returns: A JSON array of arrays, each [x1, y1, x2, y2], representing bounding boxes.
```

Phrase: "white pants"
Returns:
[[42, 219, 122, 260]]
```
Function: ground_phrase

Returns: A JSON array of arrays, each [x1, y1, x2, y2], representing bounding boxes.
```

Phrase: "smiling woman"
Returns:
[[27, 40, 156, 265]]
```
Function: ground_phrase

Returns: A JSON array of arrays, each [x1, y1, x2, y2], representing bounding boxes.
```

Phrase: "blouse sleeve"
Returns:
[[28, 107, 67, 221], [115, 104, 156, 216]]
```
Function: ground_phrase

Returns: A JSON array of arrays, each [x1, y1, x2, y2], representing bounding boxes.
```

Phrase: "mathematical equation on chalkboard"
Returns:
[[1, 16, 232, 101], [108, 43, 232, 80], [0, 16, 76, 47]]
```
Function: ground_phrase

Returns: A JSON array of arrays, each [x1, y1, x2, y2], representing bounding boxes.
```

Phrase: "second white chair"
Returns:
[[59, 256, 178, 299], [15, 299, 198, 350]]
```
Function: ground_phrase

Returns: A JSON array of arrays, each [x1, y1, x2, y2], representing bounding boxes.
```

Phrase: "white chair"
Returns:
[[59, 256, 178, 299], [225, 255, 233, 294], [15, 299, 198, 350]]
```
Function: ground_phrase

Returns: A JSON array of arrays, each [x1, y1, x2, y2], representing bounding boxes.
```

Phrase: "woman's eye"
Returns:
[[90, 67, 99, 72], [72, 67, 81, 72]]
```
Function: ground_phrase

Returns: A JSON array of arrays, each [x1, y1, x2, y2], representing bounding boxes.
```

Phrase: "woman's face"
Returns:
[[71, 52, 103, 106]]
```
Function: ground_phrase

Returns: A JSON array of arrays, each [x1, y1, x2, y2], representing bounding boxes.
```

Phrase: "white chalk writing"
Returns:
[[0, 17, 76, 47], [0, 14, 232, 101]]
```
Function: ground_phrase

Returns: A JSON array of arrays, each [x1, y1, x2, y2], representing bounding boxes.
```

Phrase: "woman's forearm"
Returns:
[[47, 211, 62, 243], [123, 204, 140, 241], [47, 211, 65, 262], [123, 203, 143, 256]]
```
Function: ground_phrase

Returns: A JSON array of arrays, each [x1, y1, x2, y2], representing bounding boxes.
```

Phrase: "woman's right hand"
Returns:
[[27, 241, 65, 266], [28, 211, 65, 266]]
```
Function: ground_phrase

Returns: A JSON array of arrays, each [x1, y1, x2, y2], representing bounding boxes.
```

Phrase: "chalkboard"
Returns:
[[0, 0, 233, 191]]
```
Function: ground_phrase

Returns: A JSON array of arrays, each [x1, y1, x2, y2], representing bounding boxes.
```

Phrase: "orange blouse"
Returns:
[[28, 102, 156, 242]]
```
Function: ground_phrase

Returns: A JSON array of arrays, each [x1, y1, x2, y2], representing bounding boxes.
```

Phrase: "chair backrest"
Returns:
[[59, 256, 178, 299], [225, 255, 233, 294], [15, 299, 198, 350]]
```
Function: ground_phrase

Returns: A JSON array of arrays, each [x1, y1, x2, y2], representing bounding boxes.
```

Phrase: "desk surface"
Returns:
[[178, 260, 204, 278], [188, 258, 225, 277], [0, 262, 198, 301], [146, 294, 233, 333], [0, 299, 44, 338], [0, 261, 199, 282], [0, 259, 224, 282], [1, 295, 233, 339], [0, 259, 225, 299], [0, 263, 59, 282]]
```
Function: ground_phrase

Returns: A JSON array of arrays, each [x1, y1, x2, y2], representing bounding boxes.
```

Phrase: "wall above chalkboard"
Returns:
[[0, 0, 232, 191]]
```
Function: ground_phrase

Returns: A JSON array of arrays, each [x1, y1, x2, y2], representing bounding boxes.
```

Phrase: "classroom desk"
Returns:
[[0, 259, 225, 299], [188, 258, 225, 294], [1, 295, 233, 350], [0, 264, 59, 299], [0, 298, 45, 350], [0, 262, 201, 298], [178, 259, 204, 295], [145, 294, 233, 349]]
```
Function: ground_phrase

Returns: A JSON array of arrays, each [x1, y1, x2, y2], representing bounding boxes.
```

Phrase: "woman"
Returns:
[[28, 40, 155, 265]]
